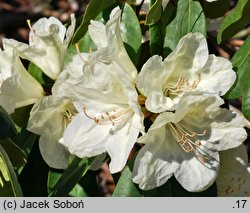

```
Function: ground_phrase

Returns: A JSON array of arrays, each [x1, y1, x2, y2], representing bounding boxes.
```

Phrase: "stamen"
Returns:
[[164, 73, 202, 96], [27, 19, 33, 31], [83, 107, 98, 122], [168, 123, 216, 164], [75, 43, 88, 64], [83, 107, 133, 127], [64, 109, 74, 123]]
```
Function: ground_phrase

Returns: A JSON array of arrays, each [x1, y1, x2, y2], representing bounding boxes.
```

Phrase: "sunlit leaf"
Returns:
[[72, 0, 116, 43], [225, 34, 250, 121], [217, 0, 250, 43], [49, 156, 95, 196], [121, 3, 142, 65], [163, 0, 206, 56], [113, 166, 142, 197], [149, 0, 175, 55], [48, 170, 87, 197], [0, 144, 23, 196], [0, 138, 26, 167], [146, 0, 162, 25]]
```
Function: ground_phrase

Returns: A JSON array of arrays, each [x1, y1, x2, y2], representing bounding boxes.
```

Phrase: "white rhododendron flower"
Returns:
[[137, 33, 236, 113], [59, 50, 144, 173], [88, 7, 138, 82], [27, 95, 76, 169], [132, 92, 247, 191], [56, 7, 144, 173], [217, 144, 250, 196], [4, 15, 75, 80], [0, 40, 44, 114]]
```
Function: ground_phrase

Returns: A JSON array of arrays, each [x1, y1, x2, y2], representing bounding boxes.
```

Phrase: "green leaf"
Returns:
[[72, 0, 116, 44], [150, 23, 163, 55], [217, 0, 250, 43], [0, 138, 26, 167], [227, 34, 250, 120], [112, 166, 142, 197], [225, 34, 250, 120], [149, 1, 175, 56], [48, 170, 87, 197], [241, 82, 250, 121], [18, 141, 49, 196], [28, 63, 54, 94], [13, 129, 37, 156], [163, 0, 206, 56], [203, 0, 230, 19], [146, 0, 162, 25], [121, 3, 142, 65], [0, 144, 23, 196], [0, 106, 17, 139], [49, 157, 94, 196], [10, 105, 33, 128]]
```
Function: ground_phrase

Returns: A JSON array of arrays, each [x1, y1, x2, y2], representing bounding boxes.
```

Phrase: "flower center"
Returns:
[[83, 107, 133, 127], [164, 74, 201, 96], [168, 122, 209, 164], [64, 109, 75, 123]]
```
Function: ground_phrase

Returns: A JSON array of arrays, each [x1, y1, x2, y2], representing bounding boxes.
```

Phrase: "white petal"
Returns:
[[0, 45, 43, 109], [88, 20, 108, 49], [209, 109, 247, 151], [217, 145, 250, 196], [166, 33, 209, 74], [132, 124, 180, 190], [197, 55, 236, 96], [107, 115, 140, 174], [27, 96, 73, 169], [39, 131, 70, 169], [60, 113, 110, 157], [174, 151, 219, 192], [5, 15, 75, 80]]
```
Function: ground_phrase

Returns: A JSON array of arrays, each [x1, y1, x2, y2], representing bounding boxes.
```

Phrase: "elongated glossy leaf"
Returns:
[[217, 0, 250, 43], [224, 36, 250, 100], [146, 0, 162, 25], [72, 0, 116, 44], [48, 170, 87, 197], [0, 138, 26, 167], [121, 3, 142, 65], [0, 144, 23, 196], [49, 157, 94, 196], [163, 0, 206, 56], [113, 166, 142, 197], [149, 1, 175, 56], [13, 129, 37, 156], [242, 83, 250, 121], [18, 141, 49, 196], [225, 34, 250, 109], [0, 106, 17, 139], [10, 104, 33, 128], [227, 34, 250, 120]]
